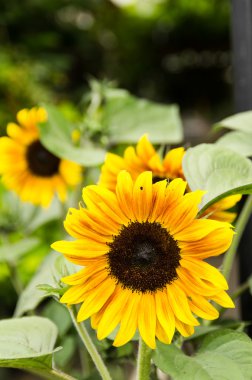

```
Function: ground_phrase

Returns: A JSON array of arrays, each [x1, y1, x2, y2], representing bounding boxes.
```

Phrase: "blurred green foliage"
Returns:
[[0, 0, 230, 131], [1, 3, 251, 380], [0, 0, 232, 320]]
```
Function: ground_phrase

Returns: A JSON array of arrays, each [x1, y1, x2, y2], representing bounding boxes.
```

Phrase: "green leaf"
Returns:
[[182, 144, 252, 213], [0, 237, 41, 264], [216, 131, 252, 157], [103, 89, 183, 144], [0, 316, 59, 370], [38, 104, 106, 166], [198, 329, 252, 380], [186, 321, 248, 341], [42, 300, 72, 337], [153, 329, 252, 380], [214, 111, 252, 133], [198, 329, 251, 352], [54, 336, 76, 369], [14, 253, 76, 317], [153, 343, 197, 380]]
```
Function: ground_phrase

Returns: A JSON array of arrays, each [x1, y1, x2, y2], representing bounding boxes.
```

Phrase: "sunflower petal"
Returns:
[[61, 260, 107, 286], [97, 287, 131, 340], [133, 171, 153, 221], [189, 293, 219, 320], [62, 270, 109, 304], [136, 134, 156, 162], [176, 267, 221, 296], [155, 290, 175, 343], [138, 293, 156, 349], [167, 282, 199, 326], [149, 179, 170, 222], [163, 147, 185, 178], [175, 318, 195, 337], [163, 190, 206, 234], [175, 219, 231, 241], [83, 186, 128, 224], [116, 171, 135, 220], [155, 319, 171, 344], [179, 226, 234, 259], [211, 290, 235, 308], [113, 293, 141, 347], [77, 277, 116, 321], [180, 258, 228, 290]]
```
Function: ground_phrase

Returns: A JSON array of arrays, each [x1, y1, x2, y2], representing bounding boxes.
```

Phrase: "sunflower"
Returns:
[[0, 107, 82, 207], [99, 134, 241, 222], [52, 171, 234, 349], [99, 134, 185, 189]]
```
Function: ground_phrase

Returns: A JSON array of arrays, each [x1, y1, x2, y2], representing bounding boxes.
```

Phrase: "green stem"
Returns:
[[222, 195, 252, 280], [137, 338, 152, 380], [231, 280, 250, 300], [69, 307, 112, 380]]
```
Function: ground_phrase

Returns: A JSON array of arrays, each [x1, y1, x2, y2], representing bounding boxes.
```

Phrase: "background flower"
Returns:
[[0, 107, 82, 207], [99, 134, 241, 222]]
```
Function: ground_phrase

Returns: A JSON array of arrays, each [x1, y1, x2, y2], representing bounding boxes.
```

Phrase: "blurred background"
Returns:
[[0, 0, 232, 140], [0, 1, 249, 378]]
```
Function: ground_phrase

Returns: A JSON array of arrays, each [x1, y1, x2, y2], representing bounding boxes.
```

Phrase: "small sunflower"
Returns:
[[0, 107, 82, 207], [99, 134, 184, 189], [52, 171, 234, 349], [99, 135, 241, 222]]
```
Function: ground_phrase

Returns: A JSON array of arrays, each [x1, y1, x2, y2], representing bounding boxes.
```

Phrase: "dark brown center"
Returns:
[[107, 221, 181, 293], [26, 140, 60, 177]]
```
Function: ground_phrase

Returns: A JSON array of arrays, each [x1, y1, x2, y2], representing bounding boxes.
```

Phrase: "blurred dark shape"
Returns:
[[231, 0, 252, 337], [0, 0, 231, 136]]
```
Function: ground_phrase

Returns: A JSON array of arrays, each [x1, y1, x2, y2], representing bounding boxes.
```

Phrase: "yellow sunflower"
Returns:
[[52, 171, 234, 349], [0, 107, 82, 207], [99, 134, 241, 222]]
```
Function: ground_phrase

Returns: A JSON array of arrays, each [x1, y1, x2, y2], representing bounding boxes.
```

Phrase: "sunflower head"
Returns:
[[0, 107, 82, 207], [52, 171, 235, 349]]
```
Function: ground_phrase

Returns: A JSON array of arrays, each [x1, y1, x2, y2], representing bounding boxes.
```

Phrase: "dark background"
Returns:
[[0, 0, 232, 139]]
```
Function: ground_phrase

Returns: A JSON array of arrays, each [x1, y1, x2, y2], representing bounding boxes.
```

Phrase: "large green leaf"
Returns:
[[153, 329, 252, 380], [38, 104, 105, 166], [0, 237, 41, 264], [216, 131, 252, 157], [184, 320, 247, 341], [0, 317, 59, 370], [103, 88, 183, 144], [182, 144, 252, 213], [14, 252, 75, 317], [214, 111, 252, 133]]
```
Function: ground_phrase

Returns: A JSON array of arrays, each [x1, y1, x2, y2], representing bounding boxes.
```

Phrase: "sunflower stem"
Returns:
[[68, 306, 112, 380], [231, 280, 250, 300], [137, 338, 152, 380], [222, 195, 252, 281]]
